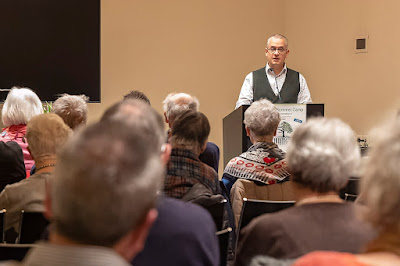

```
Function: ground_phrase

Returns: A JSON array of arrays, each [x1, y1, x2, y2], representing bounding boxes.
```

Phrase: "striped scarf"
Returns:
[[223, 142, 290, 184]]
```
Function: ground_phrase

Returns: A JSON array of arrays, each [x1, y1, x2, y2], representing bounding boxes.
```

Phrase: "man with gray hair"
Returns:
[[10, 100, 165, 265], [236, 34, 312, 108], [52, 93, 89, 130], [163, 92, 220, 173], [163, 92, 200, 131]]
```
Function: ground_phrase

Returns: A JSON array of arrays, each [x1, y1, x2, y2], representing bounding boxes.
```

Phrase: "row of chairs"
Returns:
[[0, 178, 359, 264], [2, 201, 286, 264]]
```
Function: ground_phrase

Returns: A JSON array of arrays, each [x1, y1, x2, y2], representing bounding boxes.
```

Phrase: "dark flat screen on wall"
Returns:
[[0, 0, 100, 102]]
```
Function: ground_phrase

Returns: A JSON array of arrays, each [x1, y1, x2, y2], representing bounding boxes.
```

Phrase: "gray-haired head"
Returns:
[[244, 99, 281, 140], [162, 92, 199, 126], [361, 118, 400, 231], [2, 87, 43, 127], [52, 99, 165, 246], [267, 34, 288, 49], [286, 117, 360, 193], [51, 94, 89, 130]]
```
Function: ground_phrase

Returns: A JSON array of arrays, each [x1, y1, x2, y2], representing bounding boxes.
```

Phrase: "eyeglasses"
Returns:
[[266, 47, 287, 54]]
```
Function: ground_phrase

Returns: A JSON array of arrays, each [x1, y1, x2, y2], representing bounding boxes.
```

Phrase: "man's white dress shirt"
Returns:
[[235, 64, 312, 109]]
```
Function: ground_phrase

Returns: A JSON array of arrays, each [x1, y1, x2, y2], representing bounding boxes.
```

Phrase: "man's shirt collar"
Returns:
[[266, 63, 287, 77]]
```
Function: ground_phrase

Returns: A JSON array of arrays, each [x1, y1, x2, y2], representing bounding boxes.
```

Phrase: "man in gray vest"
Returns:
[[236, 34, 312, 108]]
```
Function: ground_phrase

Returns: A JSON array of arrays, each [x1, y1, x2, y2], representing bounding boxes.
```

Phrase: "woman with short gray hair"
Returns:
[[222, 99, 289, 197], [1, 87, 43, 172], [243, 99, 281, 139], [235, 117, 375, 266], [222, 99, 291, 228], [287, 117, 361, 193], [292, 118, 400, 266]]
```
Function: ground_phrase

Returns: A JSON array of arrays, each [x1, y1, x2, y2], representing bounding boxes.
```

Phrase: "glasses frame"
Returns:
[[266, 48, 287, 54]]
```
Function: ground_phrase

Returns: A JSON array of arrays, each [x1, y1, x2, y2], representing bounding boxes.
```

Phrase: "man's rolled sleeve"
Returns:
[[235, 73, 254, 109], [297, 74, 312, 104]]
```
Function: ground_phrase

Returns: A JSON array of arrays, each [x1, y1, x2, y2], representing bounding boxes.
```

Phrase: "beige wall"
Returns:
[[90, 0, 399, 173], [285, 0, 400, 134], [91, 0, 285, 172]]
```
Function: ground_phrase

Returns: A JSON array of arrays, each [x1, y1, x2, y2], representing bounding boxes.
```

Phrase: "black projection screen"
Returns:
[[0, 0, 100, 102]]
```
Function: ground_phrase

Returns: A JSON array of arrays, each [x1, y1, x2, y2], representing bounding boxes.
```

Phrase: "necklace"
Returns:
[[296, 194, 342, 206], [36, 164, 56, 172]]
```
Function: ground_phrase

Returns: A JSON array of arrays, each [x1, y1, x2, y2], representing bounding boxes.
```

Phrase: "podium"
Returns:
[[223, 104, 324, 166]]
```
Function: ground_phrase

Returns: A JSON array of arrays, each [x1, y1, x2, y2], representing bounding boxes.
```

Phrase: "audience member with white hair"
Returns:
[[292, 117, 400, 266], [0, 113, 71, 238], [222, 99, 291, 225], [51, 93, 89, 130], [1, 87, 43, 172], [235, 117, 375, 266], [163, 92, 220, 173], [10, 100, 166, 265], [163, 92, 200, 129]]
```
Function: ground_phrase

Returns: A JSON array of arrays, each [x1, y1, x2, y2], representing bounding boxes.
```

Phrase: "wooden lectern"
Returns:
[[223, 104, 324, 166]]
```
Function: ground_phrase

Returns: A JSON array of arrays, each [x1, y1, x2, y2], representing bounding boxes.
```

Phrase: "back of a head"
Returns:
[[162, 92, 199, 124], [123, 90, 151, 105], [52, 99, 165, 246], [26, 113, 72, 160], [361, 118, 400, 231], [1, 87, 43, 127], [52, 94, 89, 130], [286, 117, 360, 193], [100, 99, 164, 144], [170, 110, 210, 152], [244, 99, 281, 137]]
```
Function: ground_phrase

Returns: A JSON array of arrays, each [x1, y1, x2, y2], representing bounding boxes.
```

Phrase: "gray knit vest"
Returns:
[[252, 67, 300, 103]]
